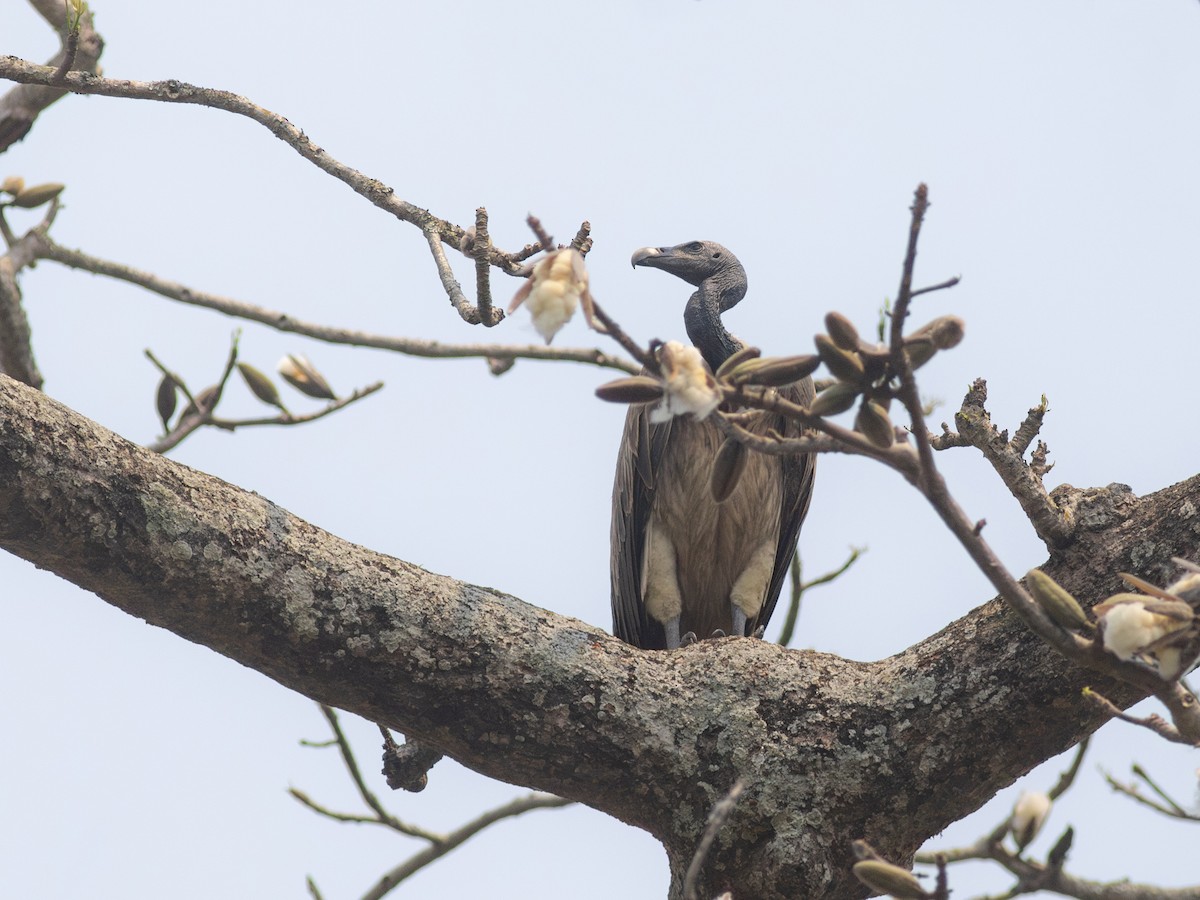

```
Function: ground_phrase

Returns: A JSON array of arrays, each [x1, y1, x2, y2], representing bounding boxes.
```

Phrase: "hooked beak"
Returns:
[[631, 246, 667, 269]]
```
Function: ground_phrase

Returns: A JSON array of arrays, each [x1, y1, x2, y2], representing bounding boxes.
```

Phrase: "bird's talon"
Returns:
[[680, 631, 698, 647]]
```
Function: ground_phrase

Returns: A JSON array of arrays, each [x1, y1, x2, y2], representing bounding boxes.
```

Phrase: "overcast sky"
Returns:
[[3, 2, 1200, 898]]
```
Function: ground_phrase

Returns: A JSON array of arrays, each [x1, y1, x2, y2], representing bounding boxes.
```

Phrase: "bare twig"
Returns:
[[776, 546, 864, 647], [525, 213, 555, 252], [1010, 396, 1049, 457], [360, 793, 572, 900], [713, 387, 921, 479], [1082, 687, 1198, 744], [319, 705, 442, 839], [288, 789, 384, 827], [888, 183, 937, 480], [1102, 763, 1200, 821], [588, 297, 657, 372], [1047, 738, 1089, 801], [425, 228, 504, 326], [295, 706, 442, 841], [207, 382, 384, 430], [50, 29, 79, 85], [910, 276, 961, 299], [29, 233, 635, 373], [142, 335, 242, 452], [471, 208, 497, 326], [683, 780, 746, 900], [0, 57, 488, 253], [932, 854, 949, 900], [570, 220, 594, 256], [931, 380, 1071, 548]]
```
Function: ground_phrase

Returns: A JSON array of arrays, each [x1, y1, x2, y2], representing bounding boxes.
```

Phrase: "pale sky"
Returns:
[[3, 2, 1199, 898]]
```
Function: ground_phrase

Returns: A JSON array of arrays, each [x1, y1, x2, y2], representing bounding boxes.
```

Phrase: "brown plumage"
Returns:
[[610, 241, 815, 649]]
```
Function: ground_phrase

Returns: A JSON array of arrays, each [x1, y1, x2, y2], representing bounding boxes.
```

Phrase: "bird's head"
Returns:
[[630, 240, 744, 291]]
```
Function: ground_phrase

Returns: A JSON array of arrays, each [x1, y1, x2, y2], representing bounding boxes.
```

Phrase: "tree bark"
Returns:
[[1, 373, 1194, 898]]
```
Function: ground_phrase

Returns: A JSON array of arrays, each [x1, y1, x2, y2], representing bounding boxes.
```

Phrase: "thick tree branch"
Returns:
[[2, 373, 1197, 898]]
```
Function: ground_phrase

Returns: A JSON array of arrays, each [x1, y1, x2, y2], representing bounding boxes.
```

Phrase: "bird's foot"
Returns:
[[679, 631, 698, 647], [730, 605, 749, 638], [710, 629, 727, 639], [751, 625, 766, 640]]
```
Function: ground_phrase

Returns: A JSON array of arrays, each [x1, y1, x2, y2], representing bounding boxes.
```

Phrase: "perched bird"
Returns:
[[610, 241, 816, 649]]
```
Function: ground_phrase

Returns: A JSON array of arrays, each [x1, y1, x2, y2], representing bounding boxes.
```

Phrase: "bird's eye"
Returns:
[[685, 242, 703, 252]]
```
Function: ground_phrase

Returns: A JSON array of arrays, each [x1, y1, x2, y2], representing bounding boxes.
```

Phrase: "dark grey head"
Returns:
[[631, 240, 748, 368], [631, 241, 745, 297]]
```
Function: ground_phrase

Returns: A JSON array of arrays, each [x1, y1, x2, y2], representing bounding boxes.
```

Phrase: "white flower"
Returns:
[[1009, 790, 1052, 852], [649, 341, 721, 424], [1095, 594, 1194, 679], [507, 248, 594, 344]]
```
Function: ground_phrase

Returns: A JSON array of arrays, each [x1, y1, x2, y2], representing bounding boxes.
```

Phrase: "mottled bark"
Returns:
[[1, 373, 1196, 898]]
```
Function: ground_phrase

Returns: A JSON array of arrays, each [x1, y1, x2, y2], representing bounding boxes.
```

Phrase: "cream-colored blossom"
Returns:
[[649, 341, 720, 424], [1095, 594, 1194, 679], [508, 248, 596, 344], [1009, 790, 1052, 852]]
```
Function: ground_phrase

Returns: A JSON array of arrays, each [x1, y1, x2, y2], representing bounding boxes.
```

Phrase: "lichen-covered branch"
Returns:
[[4, 370, 1197, 898], [932, 379, 1073, 549]]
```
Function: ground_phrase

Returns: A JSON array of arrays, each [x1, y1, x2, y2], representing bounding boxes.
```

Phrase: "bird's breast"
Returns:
[[649, 415, 783, 636]]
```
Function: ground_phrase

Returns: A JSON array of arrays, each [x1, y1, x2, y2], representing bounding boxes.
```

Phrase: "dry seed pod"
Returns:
[[595, 375, 665, 405], [11, 182, 65, 208], [277, 354, 336, 400], [1025, 569, 1090, 630], [851, 860, 930, 900], [715, 345, 761, 378], [732, 354, 821, 388], [855, 399, 895, 448], [155, 374, 178, 431], [237, 362, 288, 412], [808, 381, 861, 417], [824, 311, 860, 351], [903, 335, 937, 370], [710, 437, 749, 503], [0, 176, 24, 195], [814, 333, 866, 383], [911, 314, 965, 350]]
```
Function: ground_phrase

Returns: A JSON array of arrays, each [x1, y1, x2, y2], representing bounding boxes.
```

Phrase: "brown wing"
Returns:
[[610, 402, 673, 649], [748, 375, 817, 638]]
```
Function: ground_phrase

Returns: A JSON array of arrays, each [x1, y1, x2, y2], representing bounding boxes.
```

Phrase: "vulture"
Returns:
[[610, 240, 816, 650]]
